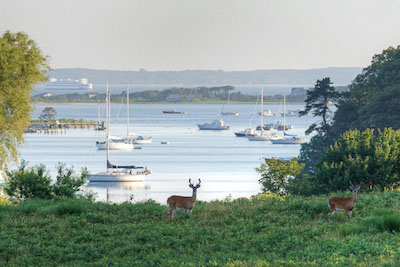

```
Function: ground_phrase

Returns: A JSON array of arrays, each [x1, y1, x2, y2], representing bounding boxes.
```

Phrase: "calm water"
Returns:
[[20, 103, 320, 203]]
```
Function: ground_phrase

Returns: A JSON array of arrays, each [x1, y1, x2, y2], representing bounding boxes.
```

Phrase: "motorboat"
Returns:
[[163, 109, 187, 114], [131, 135, 152, 144], [198, 119, 230, 130]]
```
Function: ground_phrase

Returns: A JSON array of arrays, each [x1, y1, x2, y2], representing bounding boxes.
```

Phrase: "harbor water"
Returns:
[[20, 103, 320, 203]]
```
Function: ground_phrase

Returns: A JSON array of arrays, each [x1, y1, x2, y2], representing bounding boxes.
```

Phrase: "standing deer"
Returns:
[[328, 182, 362, 218], [167, 179, 201, 218]]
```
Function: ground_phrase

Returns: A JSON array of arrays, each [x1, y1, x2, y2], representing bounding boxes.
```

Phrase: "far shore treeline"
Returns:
[[32, 85, 329, 103]]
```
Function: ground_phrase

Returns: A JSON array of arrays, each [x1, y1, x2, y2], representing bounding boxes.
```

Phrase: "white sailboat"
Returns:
[[221, 90, 240, 116], [89, 89, 151, 182], [271, 94, 305, 144], [246, 88, 277, 141], [96, 84, 135, 150]]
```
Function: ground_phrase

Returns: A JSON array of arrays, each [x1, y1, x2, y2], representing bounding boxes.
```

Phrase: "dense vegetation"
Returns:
[[0, 191, 399, 265], [298, 45, 400, 179], [32, 86, 311, 103]]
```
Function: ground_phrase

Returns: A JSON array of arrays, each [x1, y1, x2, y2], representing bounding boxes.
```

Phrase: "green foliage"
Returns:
[[53, 163, 89, 198], [334, 45, 400, 135], [39, 107, 57, 124], [0, 31, 50, 166], [0, 191, 400, 265], [5, 161, 53, 200], [4, 161, 88, 201], [315, 128, 400, 192], [300, 77, 340, 136], [256, 158, 305, 194]]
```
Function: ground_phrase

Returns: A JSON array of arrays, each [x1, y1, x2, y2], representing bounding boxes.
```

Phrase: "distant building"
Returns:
[[87, 93, 98, 98], [42, 93, 55, 97], [291, 87, 307, 96], [166, 94, 181, 102]]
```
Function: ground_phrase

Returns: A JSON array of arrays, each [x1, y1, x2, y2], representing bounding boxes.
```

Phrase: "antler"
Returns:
[[189, 178, 194, 188], [349, 181, 354, 187]]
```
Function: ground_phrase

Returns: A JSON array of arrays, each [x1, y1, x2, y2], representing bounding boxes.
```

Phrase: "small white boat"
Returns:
[[96, 139, 135, 150], [198, 119, 230, 130], [235, 128, 256, 137], [270, 134, 305, 144], [246, 132, 278, 141], [280, 110, 301, 117], [129, 135, 152, 144], [221, 91, 240, 116], [221, 111, 240, 116], [258, 109, 275, 116], [89, 161, 151, 182]]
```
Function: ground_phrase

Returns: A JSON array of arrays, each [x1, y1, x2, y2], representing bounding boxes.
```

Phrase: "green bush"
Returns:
[[4, 161, 89, 201]]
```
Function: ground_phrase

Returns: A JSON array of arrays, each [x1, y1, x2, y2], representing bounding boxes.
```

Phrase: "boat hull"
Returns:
[[221, 112, 240, 116], [198, 125, 230, 130], [88, 171, 151, 182], [270, 138, 305, 144], [132, 138, 152, 144], [96, 141, 135, 150], [246, 135, 272, 141]]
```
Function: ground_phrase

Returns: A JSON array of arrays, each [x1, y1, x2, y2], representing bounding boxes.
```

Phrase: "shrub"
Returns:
[[256, 158, 305, 194], [5, 161, 53, 200], [4, 161, 89, 201]]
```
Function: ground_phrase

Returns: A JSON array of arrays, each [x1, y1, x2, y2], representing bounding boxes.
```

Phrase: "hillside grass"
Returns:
[[0, 191, 400, 266]]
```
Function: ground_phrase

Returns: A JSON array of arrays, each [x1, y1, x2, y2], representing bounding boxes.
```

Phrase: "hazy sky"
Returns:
[[1, 0, 400, 71]]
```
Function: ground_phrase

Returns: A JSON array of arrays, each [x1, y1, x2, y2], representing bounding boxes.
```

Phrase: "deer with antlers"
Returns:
[[328, 182, 362, 218], [167, 179, 201, 218]]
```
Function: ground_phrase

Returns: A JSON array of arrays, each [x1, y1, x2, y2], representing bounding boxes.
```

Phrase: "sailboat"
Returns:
[[270, 94, 305, 144], [246, 88, 278, 141], [221, 90, 240, 116], [96, 84, 135, 150], [89, 89, 151, 182]]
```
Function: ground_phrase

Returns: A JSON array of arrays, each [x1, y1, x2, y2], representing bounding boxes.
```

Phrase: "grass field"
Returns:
[[0, 191, 399, 266]]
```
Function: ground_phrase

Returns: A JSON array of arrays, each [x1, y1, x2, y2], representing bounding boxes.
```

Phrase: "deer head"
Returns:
[[189, 178, 201, 193], [349, 181, 362, 194]]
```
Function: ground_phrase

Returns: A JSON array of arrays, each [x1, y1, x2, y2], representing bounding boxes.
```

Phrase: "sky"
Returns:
[[1, 0, 400, 71]]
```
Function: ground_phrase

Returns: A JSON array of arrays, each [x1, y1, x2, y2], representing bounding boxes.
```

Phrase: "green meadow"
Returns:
[[0, 191, 400, 266]]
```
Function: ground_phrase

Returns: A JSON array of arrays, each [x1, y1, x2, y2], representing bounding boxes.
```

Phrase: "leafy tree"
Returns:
[[52, 163, 89, 198], [0, 31, 50, 166], [315, 128, 400, 193], [256, 158, 305, 194], [300, 77, 340, 136], [39, 107, 57, 124]]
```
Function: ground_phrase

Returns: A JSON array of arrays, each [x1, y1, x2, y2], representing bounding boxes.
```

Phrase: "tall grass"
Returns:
[[0, 191, 399, 265]]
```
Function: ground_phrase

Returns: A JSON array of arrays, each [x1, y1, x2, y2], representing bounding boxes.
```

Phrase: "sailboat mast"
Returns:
[[106, 83, 110, 172], [283, 93, 286, 135], [126, 84, 129, 138], [260, 88, 264, 132]]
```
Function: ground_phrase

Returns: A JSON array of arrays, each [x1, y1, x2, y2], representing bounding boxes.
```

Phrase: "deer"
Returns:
[[167, 179, 201, 218], [328, 182, 362, 218]]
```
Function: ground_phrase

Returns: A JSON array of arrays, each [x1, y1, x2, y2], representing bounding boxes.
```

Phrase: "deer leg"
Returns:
[[344, 209, 349, 218], [329, 205, 336, 215], [348, 210, 352, 219], [188, 208, 193, 215]]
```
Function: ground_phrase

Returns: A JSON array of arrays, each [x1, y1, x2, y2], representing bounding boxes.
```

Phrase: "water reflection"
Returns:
[[85, 181, 151, 203]]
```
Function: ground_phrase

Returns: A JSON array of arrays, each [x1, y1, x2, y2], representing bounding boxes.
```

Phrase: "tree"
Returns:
[[334, 45, 400, 135], [0, 31, 50, 166], [300, 77, 340, 136], [39, 107, 57, 125], [256, 158, 305, 194]]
